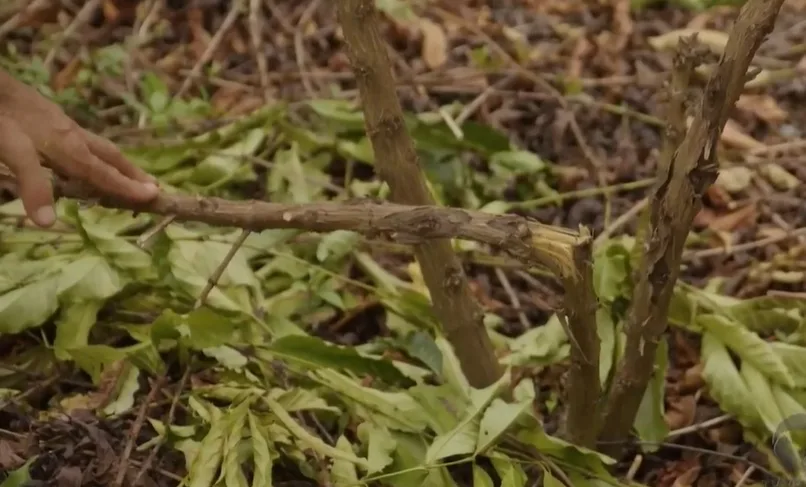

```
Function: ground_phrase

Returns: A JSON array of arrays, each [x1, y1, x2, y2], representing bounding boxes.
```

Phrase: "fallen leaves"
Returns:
[[736, 94, 789, 125], [419, 19, 449, 69]]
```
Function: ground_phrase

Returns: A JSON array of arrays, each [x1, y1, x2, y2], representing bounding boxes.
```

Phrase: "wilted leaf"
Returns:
[[263, 335, 410, 386], [473, 464, 495, 487], [356, 422, 396, 474], [188, 414, 227, 487], [701, 332, 760, 428], [426, 374, 509, 463], [699, 314, 794, 387], [741, 363, 784, 435], [634, 337, 669, 449], [314, 369, 429, 432], [266, 396, 371, 470], [54, 301, 103, 360], [0, 274, 60, 334], [248, 413, 274, 487]]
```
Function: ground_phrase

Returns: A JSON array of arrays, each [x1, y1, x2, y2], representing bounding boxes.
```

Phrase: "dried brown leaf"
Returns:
[[736, 94, 789, 124], [419, 19, 448, 70]]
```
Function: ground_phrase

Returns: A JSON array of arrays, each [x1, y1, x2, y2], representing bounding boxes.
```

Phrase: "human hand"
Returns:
[[0, 69, 159, 227]]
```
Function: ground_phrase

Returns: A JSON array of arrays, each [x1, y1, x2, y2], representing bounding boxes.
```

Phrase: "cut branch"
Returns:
[[560, 228, 600, 448], [597, 0, 785, 451], [336, 0, 503, 387], [0, 164, 581, 285]]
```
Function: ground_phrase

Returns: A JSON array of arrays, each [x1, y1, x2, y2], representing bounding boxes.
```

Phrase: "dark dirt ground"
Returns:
[[1, 0, 806, 485]]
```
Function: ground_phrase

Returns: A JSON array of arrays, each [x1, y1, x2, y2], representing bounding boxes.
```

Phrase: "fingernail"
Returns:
[[144, 182, 159, 194], [34, 206, 56, 227]]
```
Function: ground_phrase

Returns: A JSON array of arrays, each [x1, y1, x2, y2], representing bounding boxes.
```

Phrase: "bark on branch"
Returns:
[[0, 163, 582, 286], [597, 0, 785, 451], [335, 0, 504, 387]]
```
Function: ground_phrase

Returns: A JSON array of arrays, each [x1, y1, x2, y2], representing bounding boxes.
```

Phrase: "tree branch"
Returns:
[[336, 0, 503, 387], [597, 0, 785, 451], [0, 164, 582, 283]]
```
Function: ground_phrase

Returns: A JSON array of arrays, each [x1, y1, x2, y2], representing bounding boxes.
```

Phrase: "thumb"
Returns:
[[0, 116, 55, 227]]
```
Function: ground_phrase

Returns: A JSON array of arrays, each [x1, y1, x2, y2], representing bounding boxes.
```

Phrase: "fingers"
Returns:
[[0, 116, 55, 227], [43, 125, 159, 203], [80, 128, 157, 184]]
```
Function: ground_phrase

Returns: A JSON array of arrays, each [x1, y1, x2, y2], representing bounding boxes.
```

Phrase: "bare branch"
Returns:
[[336, 0, 503, 387], [597, 0, 785, 451]]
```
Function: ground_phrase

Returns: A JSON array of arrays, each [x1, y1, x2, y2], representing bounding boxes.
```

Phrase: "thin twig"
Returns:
[[294, 0, 322, 98], [176, 0, 243, 99], [249, 0, 271, 102], [494, 268, 531, 330], [44, 0, 101, 70], [0, 0, 50, 39], [114, 373, 168, 487], [594, 198, 649, 249], [132, 364, 192, 486], [196, 229, 251, 309], [137, 215, 176, 249]]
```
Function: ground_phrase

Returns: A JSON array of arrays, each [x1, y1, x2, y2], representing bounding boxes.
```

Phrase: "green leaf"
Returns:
[[489, 150, 546, 173], [266, 396, 371, 471], [542, 467, 564, 487], [771, 342, 806, 388], [331, 436, 360, 486], [267, 142, 315, 204], [188, 413, 227, 487], [699, 314, 794, 387], [263, 335, 410, 386], [102, 365, 140, 416], [433, 336, 472, 399], [401, 331, 443, 376], [223, 401, 250, 487], [314, 369, 429, 433], [634, 336, 669, 449], [725, 296, 806, 334], [701, 332, 760, 428], [54, 301, 103, 360], [475, 397, 532, 454], [0, 457, 36, 487], [248, 412, 274, 487], [316, 231, 360, 262], [58, 254, 126, 301], [597, 308, 617, 386], [517, 429, 616, 479], [307, 99, 366, 131], [356, 422, 396, 474], [490, 454, 528, 487], [473, 464, 495, 487], [409, 384, 469, 434], [426, 373, 509, 463], [190, 128, 265, 185], [741, 363, 784, 435], [593, 242, 632, 302], [0, 274, 60, 334], [68, 344, 125, 384], [151, 307, 243, 350], [504, 314, 570, 366]]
